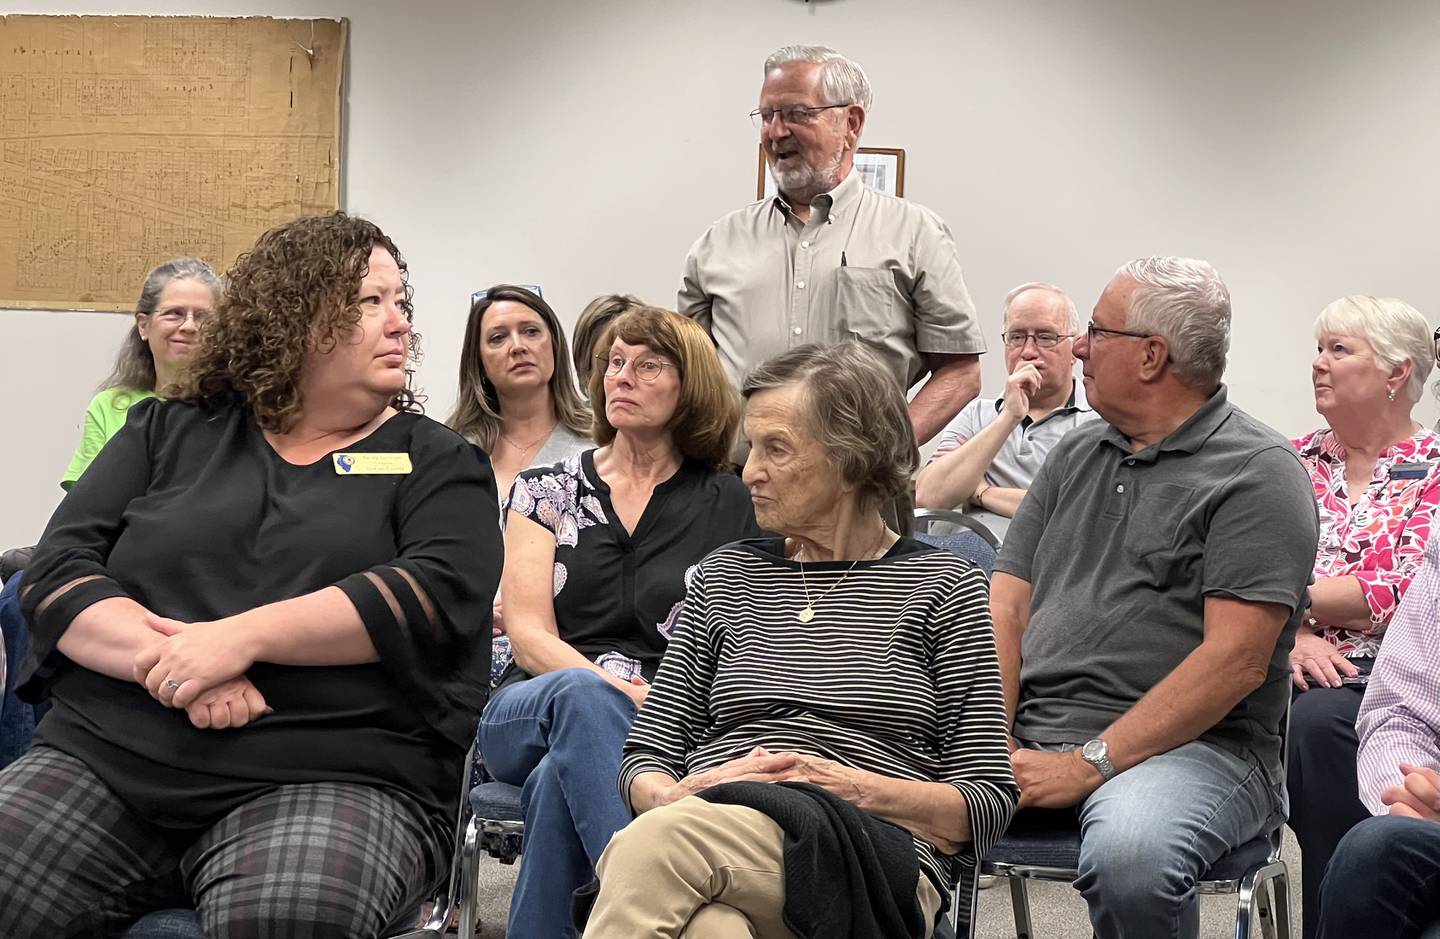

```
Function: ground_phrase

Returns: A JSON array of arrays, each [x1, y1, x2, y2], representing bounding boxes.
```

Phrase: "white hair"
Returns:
[[1314, 296, 1433, 405], [1003, 282, 1079, 334], [763, 45, 873, 112], [1118, 257, 1231, 390]]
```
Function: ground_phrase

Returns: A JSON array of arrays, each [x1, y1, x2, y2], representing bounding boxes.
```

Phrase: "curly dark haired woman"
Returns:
[[0, 212, 502, 938]]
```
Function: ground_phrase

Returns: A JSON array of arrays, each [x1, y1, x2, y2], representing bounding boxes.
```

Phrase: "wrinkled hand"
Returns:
[[775, 752, 865, 803], [134, 614, 256, 709], [184, 676, 273, 730], [1290, 630, 1358, 690], [1012, 748, 1104, 809], [1000, 364, 1043, 421], [669, 746, 801, 804], [1382, 763, 1440, 821], [492, 599, 506, 638]]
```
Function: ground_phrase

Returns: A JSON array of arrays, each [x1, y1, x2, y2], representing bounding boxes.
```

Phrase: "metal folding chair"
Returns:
[[389, 739, 489, 938]]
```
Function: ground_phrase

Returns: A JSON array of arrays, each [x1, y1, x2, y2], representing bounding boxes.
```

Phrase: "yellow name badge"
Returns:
[[333, 452, 413, 475]]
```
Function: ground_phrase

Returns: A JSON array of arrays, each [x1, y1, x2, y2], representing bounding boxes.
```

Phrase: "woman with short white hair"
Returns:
[[1287, 294, 1440, 939]]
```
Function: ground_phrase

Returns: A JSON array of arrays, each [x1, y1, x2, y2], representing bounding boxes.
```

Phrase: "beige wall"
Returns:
[[4, 0, 1438, 548]]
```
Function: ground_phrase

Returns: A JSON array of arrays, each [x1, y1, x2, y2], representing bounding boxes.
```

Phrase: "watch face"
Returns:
[[1082, 739, 1105, 760]]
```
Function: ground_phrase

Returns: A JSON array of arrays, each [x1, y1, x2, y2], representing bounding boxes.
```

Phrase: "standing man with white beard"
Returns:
[[678, 45, 986, 445]]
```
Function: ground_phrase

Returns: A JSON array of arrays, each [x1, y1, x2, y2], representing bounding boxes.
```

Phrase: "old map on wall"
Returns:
[[0, 15, 345, 311]]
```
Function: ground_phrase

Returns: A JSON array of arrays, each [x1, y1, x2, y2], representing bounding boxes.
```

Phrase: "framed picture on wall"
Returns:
[[756, 146, 907, 200], [854, 147, 905, 197]]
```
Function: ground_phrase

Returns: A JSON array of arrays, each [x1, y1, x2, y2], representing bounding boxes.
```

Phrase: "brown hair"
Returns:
[[572, 294, 644, 388], [589, 307, 739, 469], [175, 212, 422, 432], [446, 284, 591, 451], [101, 257, 221, 405], [741, 342, 917, 513]]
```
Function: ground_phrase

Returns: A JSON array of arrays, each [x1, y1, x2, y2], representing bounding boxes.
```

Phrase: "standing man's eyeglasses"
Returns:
[[1432, 324, 1440, 365], [749, 103, 851, 128]]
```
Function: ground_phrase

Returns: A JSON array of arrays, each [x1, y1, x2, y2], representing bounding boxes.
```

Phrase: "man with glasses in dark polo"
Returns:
[[678, 44, 986, 449], [991, 256, 1319, 939], [916, 282, 1097, 541]]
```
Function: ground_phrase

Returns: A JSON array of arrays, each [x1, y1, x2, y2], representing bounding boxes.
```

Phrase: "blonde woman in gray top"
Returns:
[[448, 284, 592, 500]]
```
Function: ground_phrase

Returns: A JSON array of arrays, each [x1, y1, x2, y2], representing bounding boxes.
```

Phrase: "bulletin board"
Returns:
[[0, 15, 346, 311]]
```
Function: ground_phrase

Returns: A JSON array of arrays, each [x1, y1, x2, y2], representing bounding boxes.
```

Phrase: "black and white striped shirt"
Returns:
[[618, 536, 1018, 925]]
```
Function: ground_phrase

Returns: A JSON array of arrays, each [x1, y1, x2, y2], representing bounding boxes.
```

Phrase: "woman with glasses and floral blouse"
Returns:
[[1287, 295, 1440, 939], [476, 306, 759, 939]]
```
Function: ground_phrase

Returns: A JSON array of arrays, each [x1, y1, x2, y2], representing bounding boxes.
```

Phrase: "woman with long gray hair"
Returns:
[[63, 257, 221, 490]]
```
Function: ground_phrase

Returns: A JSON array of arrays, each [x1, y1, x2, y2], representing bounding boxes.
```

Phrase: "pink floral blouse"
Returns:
[[1293, 427, 1440, 658]]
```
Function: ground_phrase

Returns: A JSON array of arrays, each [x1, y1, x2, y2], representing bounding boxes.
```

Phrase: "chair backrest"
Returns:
[[914, 530, 996, 576], [913, 508, 1000, 548]]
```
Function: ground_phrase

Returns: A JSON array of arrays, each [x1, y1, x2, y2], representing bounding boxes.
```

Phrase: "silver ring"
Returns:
[[163, 678, 180, 690]]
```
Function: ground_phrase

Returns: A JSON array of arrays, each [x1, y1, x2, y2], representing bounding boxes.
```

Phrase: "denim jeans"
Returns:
[[121, 909, 204, 939], [1, 572, 40, 769], [477, 668, 637, 939], [1025, 738, 1283, 939], [1318, 814, 1440, 939]]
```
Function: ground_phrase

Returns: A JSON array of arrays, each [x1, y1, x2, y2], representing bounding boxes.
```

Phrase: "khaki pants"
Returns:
[[583, 796, 942, 938]]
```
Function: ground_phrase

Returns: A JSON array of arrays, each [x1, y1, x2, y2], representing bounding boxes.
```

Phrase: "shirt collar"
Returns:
[[1099, 384, 1230, 461], [772, 166, 865, 225]]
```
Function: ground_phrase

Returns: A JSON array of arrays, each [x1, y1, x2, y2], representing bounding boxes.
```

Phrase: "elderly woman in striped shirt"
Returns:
[[579, 343, 1019, 939]]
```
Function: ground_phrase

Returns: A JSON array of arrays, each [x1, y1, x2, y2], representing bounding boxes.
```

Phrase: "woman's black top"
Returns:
[[19, 399, 501, 833], [492, 449, 759, 693]]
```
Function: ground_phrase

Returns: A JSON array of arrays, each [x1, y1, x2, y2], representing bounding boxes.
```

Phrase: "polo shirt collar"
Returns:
[[774, 167, 864, 224], [1100, 384, 1230, 461]]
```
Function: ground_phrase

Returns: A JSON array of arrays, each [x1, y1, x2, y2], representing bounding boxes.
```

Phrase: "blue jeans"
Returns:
[[1, 572, 40, 769], [478, 668, 637, 939], [1027, 738, 1283, 939], [1318, 815, 1440, 939]]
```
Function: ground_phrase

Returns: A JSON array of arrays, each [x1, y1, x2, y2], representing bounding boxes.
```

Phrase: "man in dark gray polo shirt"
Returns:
[[991, 257, 1319, 939]]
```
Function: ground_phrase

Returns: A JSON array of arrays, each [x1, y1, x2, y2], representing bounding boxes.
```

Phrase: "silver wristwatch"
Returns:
[[1080, 738, 1117, 781]]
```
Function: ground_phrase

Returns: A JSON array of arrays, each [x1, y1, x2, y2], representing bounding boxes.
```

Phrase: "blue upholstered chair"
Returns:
[[913, 508, 999, 577], [966, 709, 1295, 939]]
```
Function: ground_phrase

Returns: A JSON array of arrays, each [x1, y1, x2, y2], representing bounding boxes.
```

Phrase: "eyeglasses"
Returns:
[[599, 354, 676, 383], [1432, 325, 1440, 364], [1000, 330, 1071, 349], [749, 103, 850, 128], [147, 308, 209, 327], [1086, 320, 1156, 343]]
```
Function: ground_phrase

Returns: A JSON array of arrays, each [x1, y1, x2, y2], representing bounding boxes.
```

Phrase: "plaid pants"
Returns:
[[0, 745, 441, 938]]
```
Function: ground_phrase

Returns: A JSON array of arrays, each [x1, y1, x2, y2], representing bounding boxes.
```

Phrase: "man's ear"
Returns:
[[846, 105, 866, 149], [1138, 337, 1171, 382]]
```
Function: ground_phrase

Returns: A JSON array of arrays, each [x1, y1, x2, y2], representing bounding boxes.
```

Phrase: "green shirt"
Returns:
[[61, 387, 156, 490]]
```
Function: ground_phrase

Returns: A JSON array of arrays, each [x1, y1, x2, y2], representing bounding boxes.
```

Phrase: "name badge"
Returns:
[[1390, 462, 1430, 480], [333, 452, 412, 475]]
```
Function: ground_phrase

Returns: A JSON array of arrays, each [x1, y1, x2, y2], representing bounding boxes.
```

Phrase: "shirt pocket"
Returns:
[[1124, 482, 1196, 558], [834, 267, 905, 341]]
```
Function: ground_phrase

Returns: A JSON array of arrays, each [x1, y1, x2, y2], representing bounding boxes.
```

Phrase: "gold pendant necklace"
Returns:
[[794, 528, 890, 623], [499, 423, 555, 460]]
